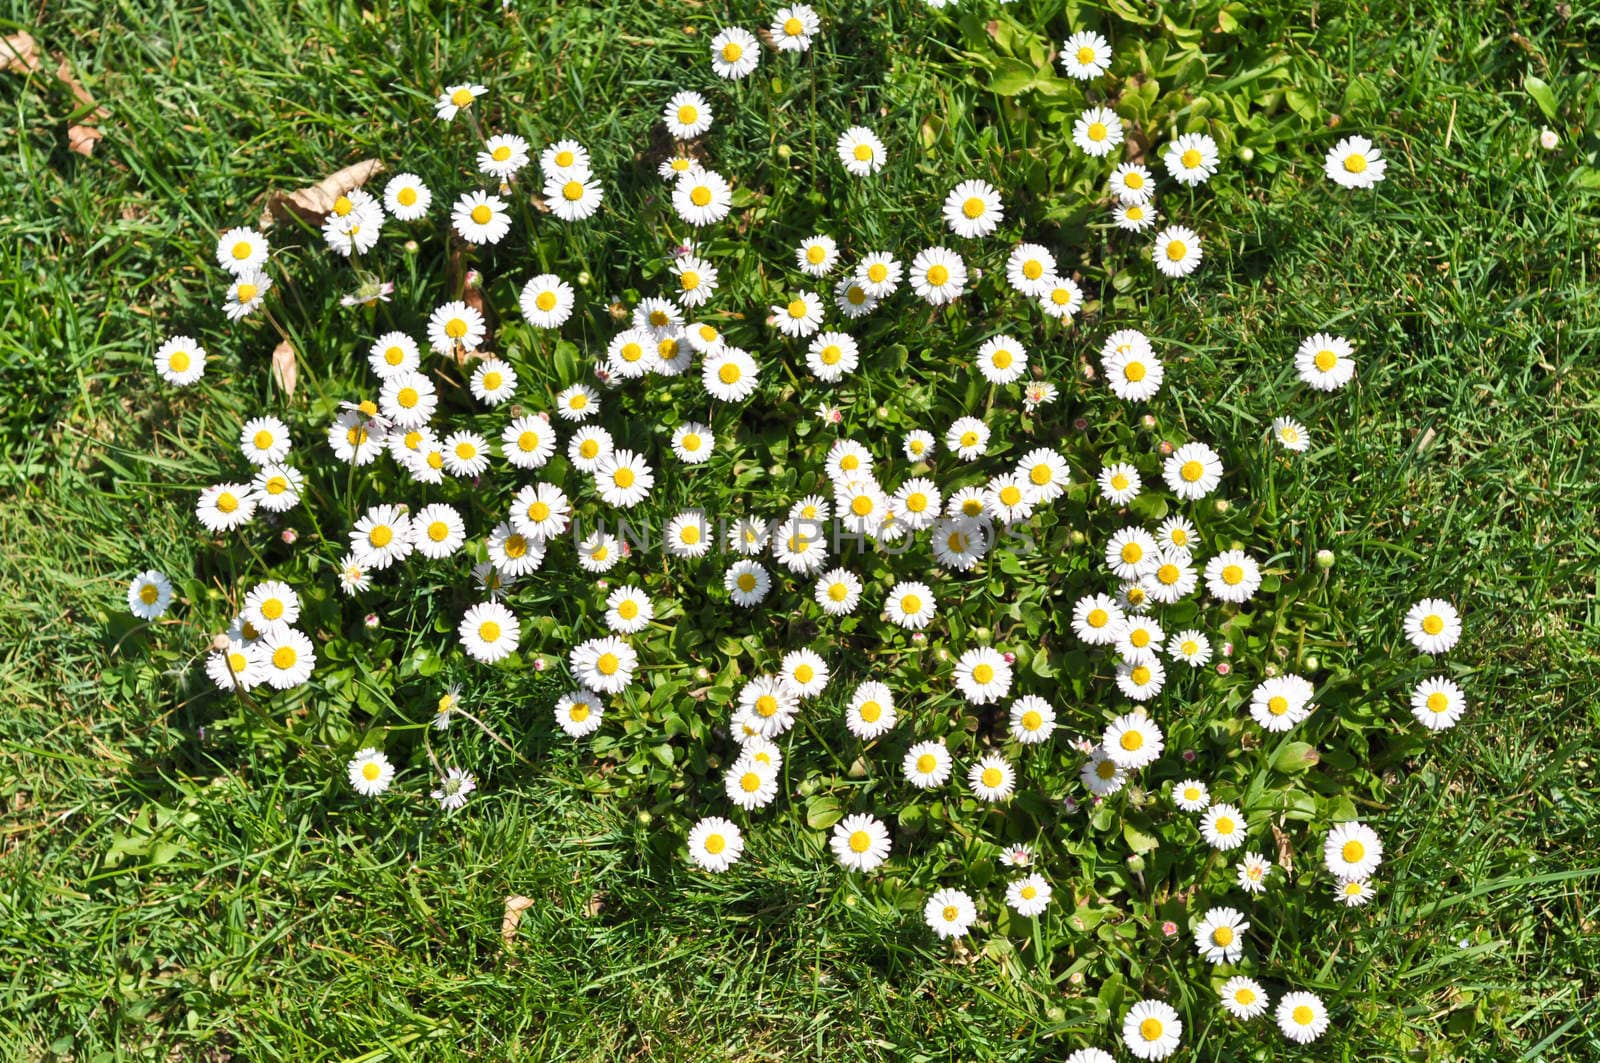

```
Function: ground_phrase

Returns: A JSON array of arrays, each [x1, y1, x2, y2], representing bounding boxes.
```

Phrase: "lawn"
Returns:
[[2, 0, 1598, 1060]]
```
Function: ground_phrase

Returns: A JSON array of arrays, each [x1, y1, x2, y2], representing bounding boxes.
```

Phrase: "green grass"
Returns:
[[3, 0, 1599, 1059]]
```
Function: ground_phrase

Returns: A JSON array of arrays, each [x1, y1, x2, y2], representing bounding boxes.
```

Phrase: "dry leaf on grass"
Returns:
[[67, 124, 103, 156], [1272, 824, 1295, 876], [259, 159, 385, 228], [271, 341, 297, 398], [2, 32, 41, 74], [500, 895, 534, 944], [4, 33, 109, 154]]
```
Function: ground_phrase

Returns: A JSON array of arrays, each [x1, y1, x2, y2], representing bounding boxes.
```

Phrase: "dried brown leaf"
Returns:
[[67, 124, 103, 156], [271, 341, 297, 398], [1272, 824, 1294, 876], [500, 895, 534, 944], [260, 159, 385, 228], [1, 32, 40, 75], [54, 56, 106, 118]]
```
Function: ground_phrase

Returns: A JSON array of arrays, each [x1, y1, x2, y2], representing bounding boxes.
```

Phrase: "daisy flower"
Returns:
[[1122, 999, 1181, 1060], [902, 430, 935, 462], [409, 504, 464, 561], [1099, 462, 1142, 505], [127, 570, 172, 620], [435, 82, 485, 121], [224, 271, 270, 321], [1104, 712, 1163, 768], [427, 301, 485, 355], [1080, 747, 1127, 795], [946, 416, 989, 461], [478, 133, 530, 180], [1201, 802, 1248, 850], [1156, 514, 1198, 554], [442, 431, 491, 477], [206, 639, 265, 691], [807, 332, 859, 382], [815, 568, 863, 617], [1324, 820, 1383, 881], [544, 173, 604, 222], [1167, 629, 1212, 667], [953, 647, 1012, 705], [779, 649, 829, 699], [904, 740, 953, 789], [348, 748, 395, 796], [1039, 276, 1084, 319], [329, 410, 387, 466], [1153, 225, 1203, 277], [594, 449, 654, 508], [242, 579, 298, 632], [1008, 695, 1056, 745], [459, 602, 519, 663], [1115, 616, 1165, 664], [891, 477, 941, 530], [576, 529, 621, 574], [1173, 778, 1210, 812], [1220, 976, 1270, 1020], [260, 627, 315, 689], [487, 523, 546, 578], [837, 126, 886, 176], [1005, 242, 1056, 296], [1165, 441, 1223, 499], [1412, 675, 1466, 730], [1163, 132, 1220, 185], [796, 234, 838, 276], [383, 173, 431, 220], [665, 509, 712, 558], [671, 255, 718, 308], [845, 682, 896, 739], [663, 90, 712, 138], [1237, 853, 1272, 893], [469, 360, 516, 406], [452, 190, 511, 245], [1336, 877, 1377, 906], [854, 252, 902, 298], [688, 817, 744, 872], [727, 515, 773, 556], [910, 246, 967, 304], [154, 336, 206, 386], [570, 635, 638, 694], [976, 338, 1025, 390], [725, 560, 772, 607], [1104, 346, 1163, 402], [665, 421, 711, 465], [379, 372, 436, 429], [1276, 992, 1330, 1044], [1065, 1052, 1116, 1063], [1295, 332, 1356, 390], [1109, 162, 1154, 204], [925, 888, 977, 939], [237, 416, 290, 467], [520, 274, 576, 328], [943, 179, 1004, 239], [1194, 906, 1249, 964], [1061, 30, 1112, 78], [501, 415, 555, 470], [431, 767, 477, 811], [739, 675, 798, 737], [541, 140, 591, 179], [828, 813, 889, 871], [555, 383, 599, 422], [1271, 416, 1310, 452], [215, 227, 268, 275], [1114, 199, 1159, 231], [196, 482, 256, 533], [658, 154, 700, 181], [1072, 106, 1123, 157], [710, 27, 759, 80], [834, 276, 879, 318], [1205, 550, 1262, 603], [1006, 874, 1052, 916], [703, 346, 760, 401], [771, 4, 819, 51], [1072, 594, 1125, 644], [568, 425, 615, 471], [1250, 674, 1316, 732], [368, 332, 419, 379], [1325, 135, 1386, 188], [968, 754, 1016, 801], [772, 290, 824, 338], [1404, 598, 1462, 654], [1106, 526, 1159, 580], [549, 687, 602, 738]]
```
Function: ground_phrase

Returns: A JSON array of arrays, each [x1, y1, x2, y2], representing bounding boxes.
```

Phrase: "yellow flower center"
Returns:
[[397, 187, 417, 206], [721, 42, 743, 62], [227, 652, 248, 673], [1139, 1019, 1163, 1042], [850, 495, 873, 516], [785, 298, 808, 319], [455, 442, 476, 460], [236, 283, 259, 303], [562, 180, 584, 202], [1051, 287, 1072, 305], [231, 239, 254, 259], [1342, 840, 1365, 863], [793, 664, 814, 684], [1077, 46, 1096, 63], [423, 520, 447, 543], [853, 143, 873, 161], [620, 341, 643, 362], [555, 150, 575, 168], [445, 318, 467, 339], [216, 492, 238, 514], [1087, 122, 1108, 142], [1087, 608, 1108, 628], [368, 525, 392, 548], [362, 761, 381, 780], [926, 264, 949, 286], [503, 535, 527, 558], [901, 594, 922, 614], [1235, 987, 1256, 1005], [1120, 730, 1144, 751], [1181, 460, 1204, 482], [999, 485, 1022, 506], [596, 652, 620, 675], [917, 754, 937, 773], [690, 185, 712, 207], [1165, 240, 1188, 261], [1126, 205, 1145, 220], [1213, 925, 1235, 946], [259, 598, 284, 621], [679, 270, 700, 291], [981, 767, 1003, 788], [740, 772, 761, 793], [677, 105, 697, 125], [960, 431, 979, 447], [1020, 885, 1037, 899], [1131, 666, 1151, 685], [470, 204, 492, 225], [717, 363, 741, 385], [859, 701, 882, 723], [972, 664, 995, 684], [616, 600, 639, 621], [1426, 691, 1449, 712], [1124, 172, 1144, 189], [1216, 816, 1235, 834], [477, 620, 502, 642], [1422, 614, 1444, 635], [1344, 152, 1367, 173], [482, 371, 504, 391], [737, 573, 757, 592], [783, 17, 803, 35], [942, 905, 959, 921], [569, 702, 590, 722], [755, 695, 778, 717], [704, 833, 725, 854], [992, 349, 1013, 369], [1124, 361, 1147, 382], [820, 345, 842, 365], [139, 584, 159, 604], [1268, 696, 1290, 716], [806, 244, 826, 264], [450, 87, 473, 107], [1181, 148, 1202, 169], [1021, 710, 1043, 731], [1097, 759, 1117, 779], [1158, 564, 1182, 585], [272, 646, 296, 669], [679, 524, 701, 544], [961, 196, 985, 219], [1293, 1005, 1314, 1025], [169, 350, 191, 372], [1111, 473, 1130, 491], [1222, 564, 1244, 585], [1121, 543, 1143, 564], [612, 468, 636, 488]]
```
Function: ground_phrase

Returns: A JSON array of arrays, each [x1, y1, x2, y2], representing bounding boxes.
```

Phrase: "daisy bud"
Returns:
[[281, 528, 298, 545], [465, 269, 482, 289], [875, 406, 889, 419], [1003, 652, 1016, 665], [1316, 548, 1336, 569], [1158, 440, 1174, 455], [596, 580, 609, 591], [364, 613, 379, 629], [935, 648, 948, 661], [777, 143, 792, 160], [1215, 499, 1230, 513], [843, 892, 858, 907], [404, 239, 419, 255], [911, 631, 925, 644], [210, 633, 232, 652], [620, 541, 632, 557], [1182, 749, 1197, 762], [1073, 417, 1090, 431], [1070, 530, 1086, 545], [1264, 663, 1279, 677], [636, 810, 652, 825], [1161, 920, 1178, 937], [1540, 128, 1559, 150], [533, 656, 548, 671], [1222, 642, 1234, 656], [1303, 655, 1320, 671], [1216, 662, 1231, 675], [1068, 972, 1085, 986], [1239, 146, 1256, 163], [1142, 414, 1157, 429], [1064, 797, 1079, 814], [695, 667, 710, 680], [577, 270, 592, 287], [1127, 854, 1145, 873], [974, 626, 992, 641]]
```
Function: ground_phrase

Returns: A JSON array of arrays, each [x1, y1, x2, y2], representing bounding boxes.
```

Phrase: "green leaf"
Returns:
[[1525, 75, 1558, 121], [805, 795, 842, 830], [1122, 821, 1160, 854], [1271, 741, 1320, 774], [988, 59, 1036, 96]]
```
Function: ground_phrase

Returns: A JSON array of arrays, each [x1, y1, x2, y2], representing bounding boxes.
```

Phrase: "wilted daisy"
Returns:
[[459, 601, 519, 664], [1201, 802, 1248, 850], [206, 639, 265, 691], [336, 555, 372, 596], [347, 748, 395, 796], [904, 740, 953, 789], [1061, 30, 1112, 78], [710, 27, 759, 79], [1336, 876, 1377, 907], [925, 888, 977, 939], [1072, 594, 1125, 644], [1153, 225, 1203, 277], [543, 171, 603, 222], [1325, 134, 1386, 188], [1276, 992, 1329, 1044], [1122, 999, 1181, 1060], [688, 817, 744, 873], [196, 482, 256, 533], [435, 82, 485, 121], [431, 767, 477, 811], [260, 626, 315, 689], [1072, 106, 1123, 157], [1165, 441, 1223, 499], [223, 270, 270, 321], [1220, 976, 1270, 1020], [1039, 276, 1084, 319], [1008, 695, 1056, 745], [1271, 416, 1310, 452], [1404, 598, 1461, 655], [1250, 674, 1315, 732], [571, 635, 638, 694], [154, 335, 206, 386], [796, 234, 838, 276], [1167, 629, 1212, 667], [1205, 550, 1262, 603], [1237, 852, 1272, 893], [910, 246, 967, 304], [772, 290, 824, 338], [127, 570, 173, 620], [1411, 675, 1466, 730], [1099, 462, 1142, 505], [1295, 332, 1356, 390], [1001, 844, 1036, 869], [1109, 162, 1154, 204], [703, 346, 760, 401], [1195, 906, 1249, 964], [427, 300, 485, 355], [1006, 874, 1052, 917], [968, 753, 1016, 801], [541, 140, 591, 180], [383, 172, 431, 220], [806, 332, 860, 382], [1163, 132, 1220, 185], [1114, 198, 1159, 231], [845, 681, 896, 740], [724, 559, 772, 607], [487, 523, 546, 578], [771, 4, 819, 51], [451, 190, 511, 245], [519, 273, 576, 328], [216, 227, 268, 275], [593, 449, 654, 508], [943, 179, 1004, 239], [1173, 778, 1210, 812], [1324, 820, 1383, 881], [663, 90, 712, 139], [837, 125, 886, 175]]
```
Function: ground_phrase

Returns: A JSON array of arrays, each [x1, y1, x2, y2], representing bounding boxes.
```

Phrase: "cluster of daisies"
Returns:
[[126, 6, 1435, 1055]]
